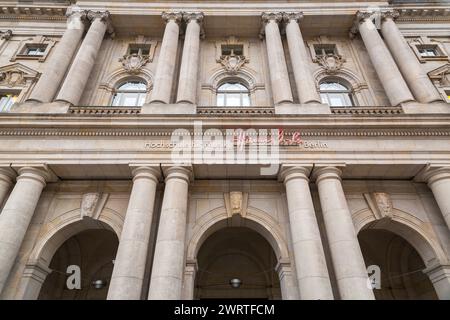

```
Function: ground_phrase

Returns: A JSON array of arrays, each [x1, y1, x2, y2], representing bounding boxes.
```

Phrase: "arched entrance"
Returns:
[[38, 228, 118, 299], [358, 228, 438, 299], [195, 227, 281, 299]]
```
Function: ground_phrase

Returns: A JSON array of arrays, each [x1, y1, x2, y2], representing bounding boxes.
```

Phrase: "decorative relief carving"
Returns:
[[317, 53, 345, 74], [86, 10, 114, 37], [219, 54, 247, 74], [428, 63, 450, 86], [0, 63, 39, 87], [162, 11, 183, 25], [282, 12, 303, 23], [183, 12, 205, 38], [119, 54, 149, 74], [364, 192, 393, 220], [224, 191, 248, 217], [381, 10, 400, 21], [80, 192, 109, 220], [1, 30, 12, 40]]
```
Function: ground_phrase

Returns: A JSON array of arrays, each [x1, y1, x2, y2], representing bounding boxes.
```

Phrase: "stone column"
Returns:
[[0, 166, 52, 295], [283, 13, 321, 105], [27, 11, 87, 103], [425, 167, 450, 229], [55, 11, 113, 106], [107, 166, 160, 300], [261, 13, 293, 105], [276, 260, 300, 300], [0, 166, 15, 207], [280, 166, 334, 300], [380, 11, 442, 104], [354, 11, 414, 107], [150, 12, 182, 104], [314, 166, 374, 300], [424, 264, 450, 300], [176, 13, 203, 105], [148, 166, 192, 300]]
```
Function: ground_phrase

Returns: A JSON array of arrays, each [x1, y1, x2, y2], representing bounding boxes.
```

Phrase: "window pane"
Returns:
[[122, 93, 139, 106], [320, 82, 347, 91], [242, 94, 250, 106], [217, 93, 225, 106], [328, 93, 346, 107], [320, 93, 329, 105], [226, 93, 241, 106], [0, 94, 17, 112], [118, 81, 146, 91], [138, 94, 146, 106]]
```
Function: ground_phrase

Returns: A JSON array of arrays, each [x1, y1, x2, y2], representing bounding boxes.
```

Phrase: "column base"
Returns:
[[10, 101, 71, 114], [275, 103, 331, 115], [141, 103, 197, 115], [401, 101, 450, 114]]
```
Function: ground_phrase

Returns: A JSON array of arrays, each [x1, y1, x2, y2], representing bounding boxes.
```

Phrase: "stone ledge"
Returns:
[[69, 106, 141, 115], [331, 106, 403, 115]]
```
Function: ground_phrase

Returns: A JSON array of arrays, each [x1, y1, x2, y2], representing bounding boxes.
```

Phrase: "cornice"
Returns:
[[0, 6, 68, 21]]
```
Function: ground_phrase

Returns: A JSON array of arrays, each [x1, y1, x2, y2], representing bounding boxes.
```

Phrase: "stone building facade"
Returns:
[[0, 0, 449, 300]]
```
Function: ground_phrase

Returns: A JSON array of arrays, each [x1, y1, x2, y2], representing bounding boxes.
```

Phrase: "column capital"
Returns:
[[129, 165, 161, 183], [162, 165, 193, 184], [0, 166, 16, 184], [279, 164, 312, 183], [312, 165, 345, 184], [162, 11, 183, 25], [355, 10, 376, 24], [419, 165, 450, 186], [183, 12, 205, 38], [0, 30, 12, 41], [87, 10, 114, 36], [381, 10, 400, 21], [282, 12, 304, 23], [261, 12, 283, 24], [12, 164, 57, 185]]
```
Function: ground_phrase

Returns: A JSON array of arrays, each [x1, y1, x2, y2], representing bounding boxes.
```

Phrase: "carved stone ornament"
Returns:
[[219, 53, 248, 74], [162, 12, 183, 25], [0, 63, 39, 87], [428, 63, 450, 86], [119, 53, 149, 74], [80, 192, 109, 220], [317, 53, 345, 74], [229, 191, 243, 215], [1, 30, 12, 41], [364, 192, 393, 220]]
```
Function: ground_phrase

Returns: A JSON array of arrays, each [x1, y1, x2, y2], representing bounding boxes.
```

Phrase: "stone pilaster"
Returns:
[[276, 259, 300, 300], [148, 166, 192, 300], [313, 166, 375, 300], [380, 10, 442, 104], [28, 10, 88, 103], [352, 11, 414, 107], [280, 165, 334, 300], [424, 264, 450, 300], [107, 165, 160, 300], [55, 11, 113, 106], [175, 12, 204, 105], [260, 12, 293, 106], [283, 13, 321, 105], [0, 165, 54, 295], [150, 12, 183, 104], [181, 259, 198, 300]]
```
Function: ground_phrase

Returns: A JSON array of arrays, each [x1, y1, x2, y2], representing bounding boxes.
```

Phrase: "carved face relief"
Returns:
[[219, 54, 247, 74], [81, 193, 100, 218], [317, 54, 345, 75], [0, 70, 25, 87], [230, 191, 243, 215], [373, 192, 393, 218], [119, 54, 149, 74]]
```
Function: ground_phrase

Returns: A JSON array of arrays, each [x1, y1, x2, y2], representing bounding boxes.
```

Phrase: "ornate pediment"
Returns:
[[428, 63, 450, 86], [0, 63, 39, 87]]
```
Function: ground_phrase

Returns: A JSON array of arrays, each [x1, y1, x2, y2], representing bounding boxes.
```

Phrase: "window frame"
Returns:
[[111, 80, 148, 107], [319, 79, 356, 107], [0, 91, 20, 112], [216, 82, 251, 107]]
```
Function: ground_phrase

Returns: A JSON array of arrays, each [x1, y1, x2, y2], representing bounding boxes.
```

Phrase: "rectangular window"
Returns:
[[221, 44, 244, 56], [416, 45, 443, 58], [0, 93, 18, 112], [314, 44, 337, 56], [21, 44, 47, 57], [128, 44, 151, 56]]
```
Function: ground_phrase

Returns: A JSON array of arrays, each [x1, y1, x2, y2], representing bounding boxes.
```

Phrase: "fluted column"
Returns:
[[150, 12, 182, 104], [283, 13, 321, 105], [56, 11, 113, 106], [314, 166, 374, 300], [176, 13, 203, 105], [107, 166, 160, 300], [28, 10, 87, 103], [425, 167, 450, 229], [280, 166, 334, 299], [354, 11, 414, 106], [380, 11, 442, 104], [148, 166, 192, 300], [0, 166, 15, 207], [261, 12, 293, 105], [0, 166, 52, 295]]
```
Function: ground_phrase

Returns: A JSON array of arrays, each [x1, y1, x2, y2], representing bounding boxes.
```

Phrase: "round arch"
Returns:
[[353, 208, 447, 268], [186, 208, 290, 262]]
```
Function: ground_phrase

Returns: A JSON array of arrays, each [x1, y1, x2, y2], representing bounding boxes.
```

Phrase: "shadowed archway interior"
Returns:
[[38, 229, 118, 300], [195, 227, 281, 299], [358, 228, 438, 300]]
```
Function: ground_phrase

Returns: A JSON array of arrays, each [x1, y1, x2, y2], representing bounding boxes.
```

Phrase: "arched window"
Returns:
[[319, 80, 355, 107], [111, 81, 147, 106], [216, 82, 250, 107]]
